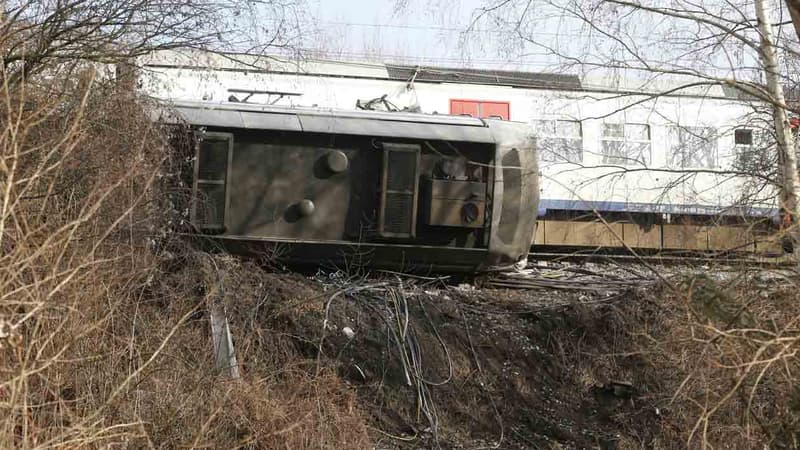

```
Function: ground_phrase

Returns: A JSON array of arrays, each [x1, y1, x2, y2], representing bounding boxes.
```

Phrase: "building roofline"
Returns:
[[140, 50, 757, 102]]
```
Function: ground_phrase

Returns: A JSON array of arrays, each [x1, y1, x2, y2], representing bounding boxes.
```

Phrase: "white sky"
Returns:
[[297, 0, 795, 86], [306, 0, 561, 69]]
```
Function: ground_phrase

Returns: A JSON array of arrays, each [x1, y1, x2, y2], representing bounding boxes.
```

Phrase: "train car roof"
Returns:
[[141, 49, 753, 100], [160, 100, 531, 143]]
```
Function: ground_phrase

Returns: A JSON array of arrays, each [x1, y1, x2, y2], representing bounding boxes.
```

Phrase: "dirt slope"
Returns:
[[210, 261, 666, 449], [26, 253, 793, 448]]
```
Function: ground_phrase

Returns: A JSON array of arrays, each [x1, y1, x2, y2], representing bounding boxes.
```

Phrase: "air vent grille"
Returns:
[[196, 184, 226, 226], [386, 151, 418, 191], [198, 139, 229, 181], [383, 194, 415, 235], [379, 143, 420, 238], [193, 133, 232, 230]]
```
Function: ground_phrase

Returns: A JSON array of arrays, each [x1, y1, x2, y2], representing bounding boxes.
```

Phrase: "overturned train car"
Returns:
[[164, 101, 539, 271]]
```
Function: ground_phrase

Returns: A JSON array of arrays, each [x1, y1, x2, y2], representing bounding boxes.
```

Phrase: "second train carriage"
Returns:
[[161, 101, 539, 271], [143, 50, 784, 254]]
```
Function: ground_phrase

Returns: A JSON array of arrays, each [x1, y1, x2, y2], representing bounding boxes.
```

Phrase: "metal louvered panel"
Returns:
[[382, 194, 415, 234], [196, 183, 226, 226], [379, 143, 420, 238], [198, 139, 229, 181], [192, 132, 232, 230], [386, 150, 417, 191]]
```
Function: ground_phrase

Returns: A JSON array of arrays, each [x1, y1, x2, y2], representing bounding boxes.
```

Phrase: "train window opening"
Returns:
[[193, 132, 232, 229], [535, 119, 583, 163], [735, 128, 754, 146], [734, 128, 773, 173], [667, 126, 718, 169], [601, 123, 651, 166]]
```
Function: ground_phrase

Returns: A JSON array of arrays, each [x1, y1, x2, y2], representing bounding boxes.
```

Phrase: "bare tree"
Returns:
[[0, 0, 305, 84], [0, 1, 308, 447], [755, 0, 800, 230]]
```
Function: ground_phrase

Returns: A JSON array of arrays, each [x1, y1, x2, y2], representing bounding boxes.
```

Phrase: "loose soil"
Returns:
[[212, 262, 669, 449]]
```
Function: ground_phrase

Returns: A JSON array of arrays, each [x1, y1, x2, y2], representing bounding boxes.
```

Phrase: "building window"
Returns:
[[535, 119, 583, 163], [667, 126, 718, 168], [601, 123, 651, 166], [450, 99, 510, 120]]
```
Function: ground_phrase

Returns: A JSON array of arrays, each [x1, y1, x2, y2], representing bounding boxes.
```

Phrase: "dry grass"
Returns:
[[0, 66, 370, 449], [581, 268, 800, 449]]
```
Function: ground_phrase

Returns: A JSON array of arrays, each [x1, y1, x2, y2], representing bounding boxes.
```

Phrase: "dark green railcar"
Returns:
[[165, 101, 539, 272]]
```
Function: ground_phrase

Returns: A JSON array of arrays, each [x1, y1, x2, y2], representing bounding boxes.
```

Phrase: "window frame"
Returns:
[[600, 123, 651, 166], [667, 125, 719, 169], [733, 128, 774, 174], [535, 118, 584, 164]]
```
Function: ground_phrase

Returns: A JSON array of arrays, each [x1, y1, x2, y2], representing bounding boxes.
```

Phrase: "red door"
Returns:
[[449, 99, 510, 120], [481, 101, 510, 120], [450, 99, 480, 117]]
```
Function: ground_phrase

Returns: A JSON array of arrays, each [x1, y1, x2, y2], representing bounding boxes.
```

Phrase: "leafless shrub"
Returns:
[[609, 270, 800, 449], [0, 1, 373, 448]]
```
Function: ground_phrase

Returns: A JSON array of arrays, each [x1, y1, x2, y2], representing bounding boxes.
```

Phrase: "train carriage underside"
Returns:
[[163, 101, 540, 272]]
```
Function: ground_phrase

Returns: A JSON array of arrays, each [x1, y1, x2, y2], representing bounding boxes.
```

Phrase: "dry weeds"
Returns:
[[0, 66, 370, 449]]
